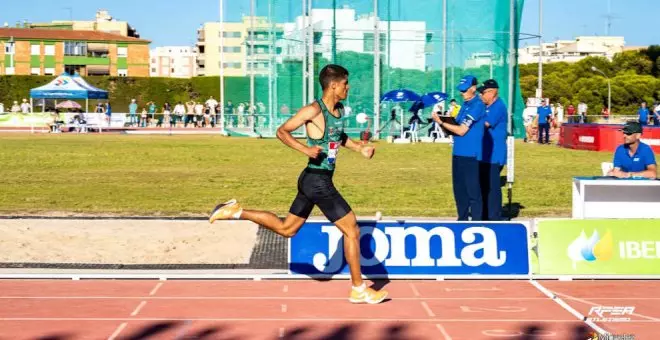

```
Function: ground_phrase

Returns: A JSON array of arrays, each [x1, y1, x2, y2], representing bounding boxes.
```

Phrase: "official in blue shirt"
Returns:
[[607, 121, 657, 179], [536, 102, 552, 144], [432, 75, 486, 221], [477, 79, 508, 220], [638, 102, 649, 126]]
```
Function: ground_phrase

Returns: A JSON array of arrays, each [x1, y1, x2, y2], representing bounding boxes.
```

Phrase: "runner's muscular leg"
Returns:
[[239, 211, 306, 238], [331, 211, 363, 287]]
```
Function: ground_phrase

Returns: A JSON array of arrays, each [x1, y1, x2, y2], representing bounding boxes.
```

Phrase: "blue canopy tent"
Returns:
[[29, 72, 108, 112], [380, 89, 422, 140]]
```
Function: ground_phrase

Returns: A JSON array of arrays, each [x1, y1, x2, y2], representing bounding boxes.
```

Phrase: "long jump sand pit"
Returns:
[[0, 219, 259, 266]]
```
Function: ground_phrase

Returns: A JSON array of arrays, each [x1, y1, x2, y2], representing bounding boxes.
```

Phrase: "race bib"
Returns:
[[327, 142, 340, 164]]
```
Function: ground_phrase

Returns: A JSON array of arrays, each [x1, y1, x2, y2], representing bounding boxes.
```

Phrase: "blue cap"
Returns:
[[457, 75, 478, 92]]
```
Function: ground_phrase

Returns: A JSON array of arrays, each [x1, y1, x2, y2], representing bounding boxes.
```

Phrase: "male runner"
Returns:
[[209, 64, 388, 304]]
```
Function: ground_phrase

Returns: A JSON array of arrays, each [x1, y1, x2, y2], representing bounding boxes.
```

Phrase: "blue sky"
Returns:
[[1, 0, 656, 48]]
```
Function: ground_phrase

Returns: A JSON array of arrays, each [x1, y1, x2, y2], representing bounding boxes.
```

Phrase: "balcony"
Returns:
[[87, 43, 110, 54]]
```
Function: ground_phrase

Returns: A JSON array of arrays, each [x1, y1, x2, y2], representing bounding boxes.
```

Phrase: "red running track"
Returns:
[[0, 279, 656, 339]]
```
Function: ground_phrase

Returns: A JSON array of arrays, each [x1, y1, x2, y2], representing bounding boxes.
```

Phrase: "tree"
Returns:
[[612, 51, 653, 75]]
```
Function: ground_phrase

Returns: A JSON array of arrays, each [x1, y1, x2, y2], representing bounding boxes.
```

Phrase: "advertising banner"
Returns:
[[289, 220, 530, 277], [537, 219, 660, 275]]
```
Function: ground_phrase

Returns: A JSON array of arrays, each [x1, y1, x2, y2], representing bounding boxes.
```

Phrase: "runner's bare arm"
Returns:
[[276, 104, 323, 158], [341, 133, 375, 159]]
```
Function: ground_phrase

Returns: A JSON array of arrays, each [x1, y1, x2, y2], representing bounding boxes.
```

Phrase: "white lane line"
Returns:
[[409, 282, 421, 297], [436, 323, 453, 340], [149, 282, 164, 296], [421, 301, 436, 317], [107, 322, 127, 340], [130, 301, 147, 316]]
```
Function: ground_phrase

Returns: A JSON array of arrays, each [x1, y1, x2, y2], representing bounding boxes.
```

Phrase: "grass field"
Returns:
[[0, 134, 613, 218]]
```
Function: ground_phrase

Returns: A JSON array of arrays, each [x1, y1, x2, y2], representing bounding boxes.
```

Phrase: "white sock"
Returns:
[[232, 208, 243, 219], [352, 283, 366, 292]]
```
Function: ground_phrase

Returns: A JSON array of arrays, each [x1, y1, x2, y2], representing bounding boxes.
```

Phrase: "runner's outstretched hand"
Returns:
[[360, 145, 375, 159]]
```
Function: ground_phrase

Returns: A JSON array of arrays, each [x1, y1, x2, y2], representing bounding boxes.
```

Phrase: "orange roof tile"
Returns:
[[0, 28, 150, 43]]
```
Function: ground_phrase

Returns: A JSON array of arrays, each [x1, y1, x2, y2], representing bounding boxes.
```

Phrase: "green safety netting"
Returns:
[[221, 0, 526, 139]]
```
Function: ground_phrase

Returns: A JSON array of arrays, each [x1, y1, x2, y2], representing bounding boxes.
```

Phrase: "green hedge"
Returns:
[[0, 75, 270, 113]]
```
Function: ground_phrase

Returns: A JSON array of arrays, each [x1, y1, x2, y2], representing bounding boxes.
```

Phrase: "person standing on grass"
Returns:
[[432, 75, 486, 221], [128, 99, 138, 127], [536, 100, 552, 144], [638, 102, 649, 126], [653, 102, 660, 126], [209, 64, 388, 304], [477, 79, 507, 221]]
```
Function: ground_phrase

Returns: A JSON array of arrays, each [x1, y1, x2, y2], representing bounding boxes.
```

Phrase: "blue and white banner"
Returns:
[[289, 220, 530, 277]]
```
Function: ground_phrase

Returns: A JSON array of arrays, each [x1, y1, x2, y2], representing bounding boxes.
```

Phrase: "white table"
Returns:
[[572, 177, 660, 219]]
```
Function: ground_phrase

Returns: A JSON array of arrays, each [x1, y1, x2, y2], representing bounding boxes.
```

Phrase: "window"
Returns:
[[64, 41, 87, 56], [151, 68, 156, 73], [45, 45, 55, 56], [221, 46, 241, 53], [222, 62, 241, 69], [363, 33, 386, 52], [221, 31, 241, 38], [44, 68, 55, 75], [31, 44, 40, 55], [117, 47, 128, 57], [31, 67, 41, 75], [4, 43, 14, 54], [118, 69, 128, 77]]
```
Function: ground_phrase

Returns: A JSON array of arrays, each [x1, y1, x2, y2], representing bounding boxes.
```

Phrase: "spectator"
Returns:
[[226, 100, 234, 115], [0, 102, 4, 113], [95, 102, 104, 114], [653, 102, 660, 126], [162, 102, 172, 127], [607, 121, 657, 179], [555, 103, 564, 126], [20, 99, 31, 114], [638, 102, 649, 126], [226, 100, 235, 127], [186, 100, 195, 126], [128, 99, 138, 127], [11, 101, 20, 113], [105, 102, 112, 127], [174, 102, 185, 127], [147, 101, 156, 116], [536, 100, 552, 144], [140, 108, 148, 127], [448, 99, 461, 118], [601, 106, 609, 121], [577, 101, 587, 123], [194, 101, 204, 127], [566, 104, 575, 123], [205, 96, 218, 123]]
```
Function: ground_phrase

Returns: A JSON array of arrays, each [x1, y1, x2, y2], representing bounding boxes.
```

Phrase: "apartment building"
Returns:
[[518, 36, 626, 64], [279, 7, 429, 71], [195, 16, 283, 77], [0, 27, 150, 77], [150, 46, 196, 78]]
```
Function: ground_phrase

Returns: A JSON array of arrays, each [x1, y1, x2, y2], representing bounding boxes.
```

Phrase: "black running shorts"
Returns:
[[289, 168, 352, 223]]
